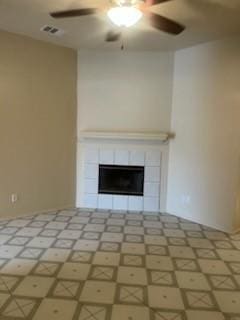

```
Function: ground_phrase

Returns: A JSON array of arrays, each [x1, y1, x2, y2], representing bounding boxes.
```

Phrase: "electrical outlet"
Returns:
[[185, 195, 191, 204], [181, 194, 191, 206], [11, 193, 18, 203]]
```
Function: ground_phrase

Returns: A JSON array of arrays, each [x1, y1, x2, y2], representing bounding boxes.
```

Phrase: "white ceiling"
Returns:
[[0, 0, 240, 51]]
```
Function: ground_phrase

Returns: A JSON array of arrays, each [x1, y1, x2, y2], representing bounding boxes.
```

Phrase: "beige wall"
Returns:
[[0, 30, 77, 218], [167, 36, 240, 232], [77, 51, 174, 134]]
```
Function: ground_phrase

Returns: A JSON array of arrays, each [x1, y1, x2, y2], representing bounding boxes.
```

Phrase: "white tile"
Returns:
[[143, 197, 159, 212], [84, 164, 98, 179], [98, 194, 113, 209], [113, 196, 128, 210], [85, 179, 98, 194], [84, 194, 98, 208], [145, 166, 160, 182], [144, 182, 160, 197], [129, 150, 145, 166], [128, 197, 143, 211], [114, 150, 129, 165], [85, 147, 99, 164], [99, 149, 114, 164], [145, 150, 161, 166]]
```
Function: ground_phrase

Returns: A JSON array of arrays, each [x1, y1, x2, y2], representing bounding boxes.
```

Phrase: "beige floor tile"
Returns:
[[204, 231, 228, 240], [0, 245, 23, 259], [122, 255, 144, 266], [217, 249, 240, 261], [0, 235, 11, 245], [0, 292, 10, 308], [93, 252, 120, 266], [84, 223, 105, 232], [188, 238, 214, 249], [90, 266, 115, 280], [1, 259, 37, 275], [117, 266, 147, 285], [7, 219, 31, 227], [40, 248, 70, 262], [57, 262, 90, 280], [214, 291, 240, 313], [185, 291, 216, 309], [164, 229, 186, 238], [16, 227, 42, 237], [14, 276, 54, 297], [150, 271, 174, 285], [33, 298, 77, 320], [121, 243, 146, 255], [146, 255, 174, 271], [107, 218, 125, 226], [180, 223, 201, 231], [175, 271, 211, 290], [111, 305, 150, 320], [33, 262, 60, 276], [144, 235, 167, 245], [57, 230, 82, 239], [209, 275, 237, 290], [143, 221, 162, 228], [124, 226, 144, 235], [101, 232, 123, 242], [26, 237, 55, 248], [148, 286, 184, 309], [74, 239, 99, 251], [78, 305, 108, 320], [186, 310, 225, 320], [53, 280, 80, 298], [198, 259, 231, 274], [169, 246, 196, 259], [118, 285, 145, 304], [80, 280, 116, 304], [2, 297, 36, 317]]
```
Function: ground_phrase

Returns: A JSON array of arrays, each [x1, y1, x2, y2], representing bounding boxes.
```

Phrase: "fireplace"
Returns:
[[98, 164, 144, 196]]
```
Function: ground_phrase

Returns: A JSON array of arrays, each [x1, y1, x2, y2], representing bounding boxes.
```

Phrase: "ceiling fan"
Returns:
[[50, 0, 185, 42]]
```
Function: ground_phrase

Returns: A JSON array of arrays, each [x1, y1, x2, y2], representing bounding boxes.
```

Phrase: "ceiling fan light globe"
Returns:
[[107, 6, 143, 27]]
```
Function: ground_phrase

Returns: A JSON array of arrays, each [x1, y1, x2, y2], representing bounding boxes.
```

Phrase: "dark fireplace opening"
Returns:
[[98, 164, 144, 196]]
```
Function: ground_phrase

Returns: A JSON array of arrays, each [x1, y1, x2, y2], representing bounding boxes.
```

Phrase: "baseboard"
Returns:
[[164, 210, 233, 234], [231, 226, 240, 234], [0, 205, 74, 221]]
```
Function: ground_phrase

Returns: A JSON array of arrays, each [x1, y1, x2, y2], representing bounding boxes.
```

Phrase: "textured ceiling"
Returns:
[[0, 0, 240, 51]]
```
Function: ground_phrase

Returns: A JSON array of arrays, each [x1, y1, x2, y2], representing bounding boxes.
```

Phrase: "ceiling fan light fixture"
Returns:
[[107, 6, 143, 27]]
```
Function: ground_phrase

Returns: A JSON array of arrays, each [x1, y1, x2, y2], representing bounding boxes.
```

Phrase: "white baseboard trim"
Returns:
[[0, 205, 74, 222], [164, 210, 233, 234]]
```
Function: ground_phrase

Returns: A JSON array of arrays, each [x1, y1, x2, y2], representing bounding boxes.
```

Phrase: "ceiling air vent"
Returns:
[[40, 25, 65, 36]]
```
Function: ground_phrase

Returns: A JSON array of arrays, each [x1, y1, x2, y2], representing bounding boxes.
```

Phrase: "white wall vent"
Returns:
[[40, 25, 65, 36]]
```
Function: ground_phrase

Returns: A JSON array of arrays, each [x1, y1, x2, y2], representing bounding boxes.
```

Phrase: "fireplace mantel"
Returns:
[[78, 131, 170, 143]]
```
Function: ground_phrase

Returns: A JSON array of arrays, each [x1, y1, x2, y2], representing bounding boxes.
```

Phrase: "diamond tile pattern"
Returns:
[[0, 208, 240, 319]]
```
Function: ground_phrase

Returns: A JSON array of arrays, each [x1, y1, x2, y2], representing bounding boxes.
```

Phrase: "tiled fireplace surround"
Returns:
[[76, 136, 169, 212]]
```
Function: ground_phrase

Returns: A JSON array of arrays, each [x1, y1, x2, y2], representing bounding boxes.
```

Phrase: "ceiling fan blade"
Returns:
[[105, 31, 121, 42], [148, 13, 185, 35], [145, 0, 172, 6], [50, 8, 98, 18]]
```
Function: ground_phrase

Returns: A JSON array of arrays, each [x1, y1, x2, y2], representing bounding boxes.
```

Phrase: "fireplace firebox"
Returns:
[[98, 164, 144, 196]]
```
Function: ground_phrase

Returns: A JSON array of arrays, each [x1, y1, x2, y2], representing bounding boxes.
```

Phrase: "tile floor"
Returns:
[[0, 208, 240, 319]]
